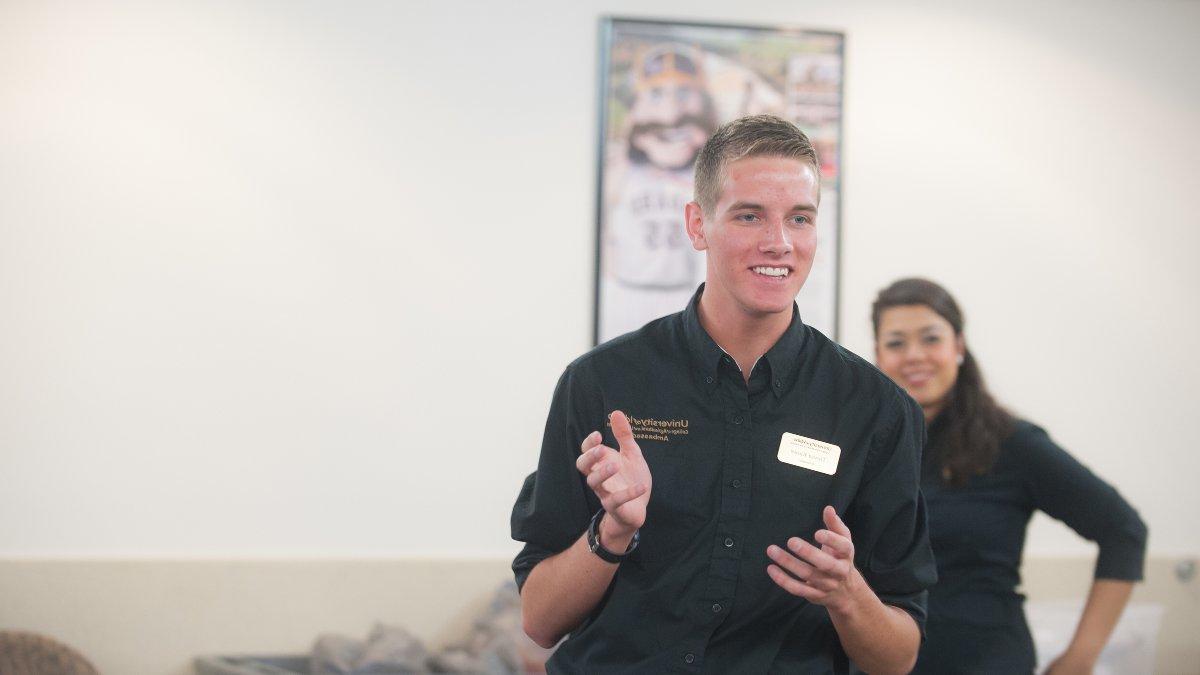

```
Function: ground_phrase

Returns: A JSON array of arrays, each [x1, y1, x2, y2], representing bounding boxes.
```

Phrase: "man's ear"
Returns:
[[685, 201, 708, 251]]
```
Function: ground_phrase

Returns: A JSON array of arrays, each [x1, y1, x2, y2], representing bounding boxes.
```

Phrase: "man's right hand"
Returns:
[[574, 410, 652, 541]]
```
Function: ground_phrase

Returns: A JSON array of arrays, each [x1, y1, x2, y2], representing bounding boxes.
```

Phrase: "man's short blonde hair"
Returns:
[[693, 115, 820, 214]]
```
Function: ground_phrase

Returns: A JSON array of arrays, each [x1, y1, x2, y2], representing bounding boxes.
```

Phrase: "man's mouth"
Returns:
[[753, 266, 790, 278]]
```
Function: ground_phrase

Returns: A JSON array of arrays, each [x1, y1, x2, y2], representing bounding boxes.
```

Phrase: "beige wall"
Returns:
[[0, 559, 507, 675], [0, 557, 1195, 675]]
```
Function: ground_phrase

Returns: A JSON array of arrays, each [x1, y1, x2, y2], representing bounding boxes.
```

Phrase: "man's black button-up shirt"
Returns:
[[511, 288, 937, 674]]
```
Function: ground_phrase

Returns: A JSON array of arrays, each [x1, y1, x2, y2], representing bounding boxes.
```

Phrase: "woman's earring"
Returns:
[[956, 354, 965, 366]]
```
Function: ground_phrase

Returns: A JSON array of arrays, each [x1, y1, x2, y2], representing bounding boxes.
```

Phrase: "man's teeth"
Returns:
[[753, 266, 789, 277]]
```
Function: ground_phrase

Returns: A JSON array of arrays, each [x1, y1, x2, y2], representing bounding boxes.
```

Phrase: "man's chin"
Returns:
[[741, 298, 796, 318]]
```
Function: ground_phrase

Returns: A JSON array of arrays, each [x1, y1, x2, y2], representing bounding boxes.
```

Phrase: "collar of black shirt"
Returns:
[[680, 283, 808, 399]]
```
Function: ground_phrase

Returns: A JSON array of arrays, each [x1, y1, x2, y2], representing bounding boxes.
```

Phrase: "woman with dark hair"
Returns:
[[871, 278, 1147, 674]]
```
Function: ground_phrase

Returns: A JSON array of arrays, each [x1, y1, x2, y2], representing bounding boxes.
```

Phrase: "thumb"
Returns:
[[609, 410, 643, 460], [824, 505, 852, 539]]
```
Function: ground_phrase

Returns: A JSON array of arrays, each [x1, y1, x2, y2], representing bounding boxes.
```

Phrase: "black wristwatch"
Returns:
[[587, 508, 640, 563]]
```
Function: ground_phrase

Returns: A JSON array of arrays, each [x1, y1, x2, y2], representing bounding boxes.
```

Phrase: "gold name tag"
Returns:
[[777, 433, 840, 476]]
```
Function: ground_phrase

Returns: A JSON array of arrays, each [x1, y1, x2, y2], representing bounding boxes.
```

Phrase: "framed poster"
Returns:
[[594, 17, 844, 344]]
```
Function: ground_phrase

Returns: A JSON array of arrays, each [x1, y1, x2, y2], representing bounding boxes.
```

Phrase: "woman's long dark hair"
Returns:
[[872, 278, 1014, 486]]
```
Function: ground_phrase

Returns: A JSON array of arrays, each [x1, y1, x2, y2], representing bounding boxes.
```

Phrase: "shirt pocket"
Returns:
[[766, 461, 836, 519], [634, 452, 711, 563]]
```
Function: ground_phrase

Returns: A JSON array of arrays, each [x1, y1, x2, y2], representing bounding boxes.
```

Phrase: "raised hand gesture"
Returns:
[[574, 410, 652, 538], [766, 506, 859, 612]]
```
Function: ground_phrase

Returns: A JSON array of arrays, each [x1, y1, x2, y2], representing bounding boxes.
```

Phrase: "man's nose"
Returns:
[[759, 221, 793, 255]]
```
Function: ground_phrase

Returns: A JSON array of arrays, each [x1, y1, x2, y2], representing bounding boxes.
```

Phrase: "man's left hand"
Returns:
[[766, 505, 859, 613]]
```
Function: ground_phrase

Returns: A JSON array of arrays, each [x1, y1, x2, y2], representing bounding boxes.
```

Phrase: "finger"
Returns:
[[575, 444, 615, 474], [580, 431, 602, 454], [605, 482, 647, 508], [767, 564, 820, 600], [823, 506, 852, 540], [787, 536, 841, 574], [766, 544, 815, 581], [585, 462, 619, 491], [814, 529, 854, 559], [608, 411, 643, 460]]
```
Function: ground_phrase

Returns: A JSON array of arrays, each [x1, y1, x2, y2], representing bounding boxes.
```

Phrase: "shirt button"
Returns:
[[731, 479, 742, 488], [775, 379, 783, 388], [705, 376, 713, 384], [724, 537, 734, 548], [733, 416, 742, 425], [684, 653, 695, 664], [712, 603, 722, 613]]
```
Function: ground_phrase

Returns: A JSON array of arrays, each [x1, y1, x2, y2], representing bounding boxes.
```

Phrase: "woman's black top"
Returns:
[[912, 420, 1147, 674]]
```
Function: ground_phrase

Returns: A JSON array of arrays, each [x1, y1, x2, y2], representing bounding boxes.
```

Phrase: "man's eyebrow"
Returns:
[[726, 201, 817, 213], [727, 201, 763, 212]]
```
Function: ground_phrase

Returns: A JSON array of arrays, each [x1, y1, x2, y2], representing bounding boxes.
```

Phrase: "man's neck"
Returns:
[[697, 292, 793, 381]]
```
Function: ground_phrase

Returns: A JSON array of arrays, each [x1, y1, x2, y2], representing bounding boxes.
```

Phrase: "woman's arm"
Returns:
[[1014, 424, 1147, 673], [1043, 579, 1135, 674]]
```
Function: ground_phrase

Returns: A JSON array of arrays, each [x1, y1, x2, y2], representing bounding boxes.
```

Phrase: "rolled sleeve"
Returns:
[[848, 387, 938, 633], [510, 363, 604, 591]]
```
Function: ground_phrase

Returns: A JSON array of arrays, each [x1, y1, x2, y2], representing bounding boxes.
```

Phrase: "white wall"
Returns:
[[1, 0, 1196, 560]]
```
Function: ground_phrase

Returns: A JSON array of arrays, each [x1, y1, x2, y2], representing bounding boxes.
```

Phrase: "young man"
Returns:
[[511, 115, 936, 674]]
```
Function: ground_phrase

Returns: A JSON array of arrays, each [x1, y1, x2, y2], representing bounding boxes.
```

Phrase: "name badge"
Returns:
[[777, 433, 840, 475]]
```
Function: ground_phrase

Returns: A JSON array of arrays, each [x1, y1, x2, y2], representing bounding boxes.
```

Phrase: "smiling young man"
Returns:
[[512, 115, 936, 674]]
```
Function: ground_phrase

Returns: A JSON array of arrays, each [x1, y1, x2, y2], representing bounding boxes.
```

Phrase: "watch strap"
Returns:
[[587, 508, 639, 563]]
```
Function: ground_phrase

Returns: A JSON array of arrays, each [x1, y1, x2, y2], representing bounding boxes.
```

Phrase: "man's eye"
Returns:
[[736, 213, 759, 222], [885, 341, 903, 350], [790, 215, 811, 226]]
